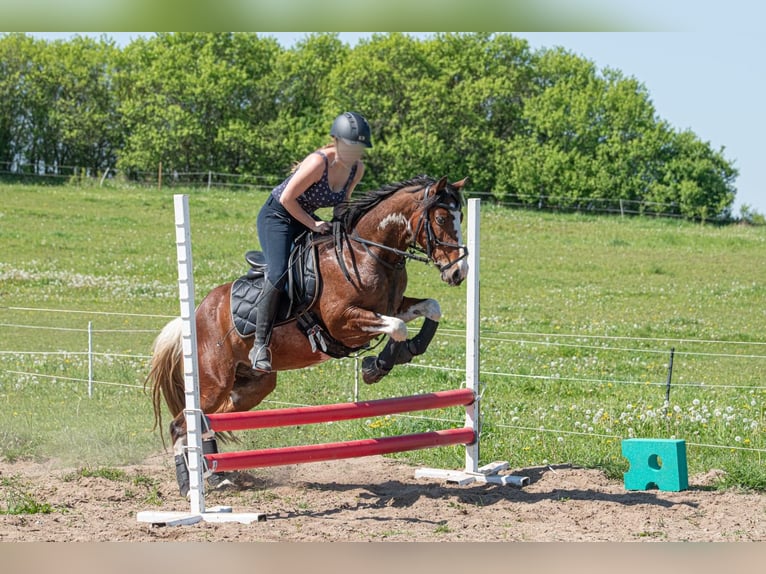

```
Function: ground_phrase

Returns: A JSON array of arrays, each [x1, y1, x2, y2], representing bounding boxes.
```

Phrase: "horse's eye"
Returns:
[[436, 215, 446, 226]]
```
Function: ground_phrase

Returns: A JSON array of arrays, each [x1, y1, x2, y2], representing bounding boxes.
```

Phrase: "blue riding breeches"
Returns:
[[256, 195, 307, 289]]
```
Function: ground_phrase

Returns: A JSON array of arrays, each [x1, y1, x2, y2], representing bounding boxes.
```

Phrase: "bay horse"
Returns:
[[146, 175, 469, 496]]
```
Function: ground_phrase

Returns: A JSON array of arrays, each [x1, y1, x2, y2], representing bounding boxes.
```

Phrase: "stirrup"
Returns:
[[250, 344, 272, 372]]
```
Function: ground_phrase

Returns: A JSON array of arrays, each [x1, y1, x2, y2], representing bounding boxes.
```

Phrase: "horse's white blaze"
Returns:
[[362, 315, 408, 341], [397, 298, 442, 322], [378, 212, 411, 239]]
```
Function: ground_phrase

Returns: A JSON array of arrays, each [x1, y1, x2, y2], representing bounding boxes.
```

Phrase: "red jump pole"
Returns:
[[207, 388, 475, 432], [206, 427, 476, 473]]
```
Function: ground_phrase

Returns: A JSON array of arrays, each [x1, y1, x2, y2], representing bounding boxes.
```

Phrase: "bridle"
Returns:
[[344, 183, 469, 273]]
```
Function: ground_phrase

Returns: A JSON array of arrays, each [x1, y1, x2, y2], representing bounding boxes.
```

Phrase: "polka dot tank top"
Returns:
[[271, 151, 358, 215]]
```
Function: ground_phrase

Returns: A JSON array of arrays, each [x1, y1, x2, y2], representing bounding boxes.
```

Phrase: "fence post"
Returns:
[[88, 321, 93, 399], [207, 171, 212, 191]]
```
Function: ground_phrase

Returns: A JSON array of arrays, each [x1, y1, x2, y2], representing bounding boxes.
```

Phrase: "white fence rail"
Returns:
[[1, 304, 764, 456]]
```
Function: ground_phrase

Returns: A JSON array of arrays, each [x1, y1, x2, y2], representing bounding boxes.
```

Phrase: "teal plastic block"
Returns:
[[621, 438, 688, 491]]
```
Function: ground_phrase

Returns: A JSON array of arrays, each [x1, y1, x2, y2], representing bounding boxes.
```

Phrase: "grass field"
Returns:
[[1, 183, 765, 489]]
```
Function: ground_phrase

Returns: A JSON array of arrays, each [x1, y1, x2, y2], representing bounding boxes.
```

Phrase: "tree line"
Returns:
[[0, 32, 738, 220]]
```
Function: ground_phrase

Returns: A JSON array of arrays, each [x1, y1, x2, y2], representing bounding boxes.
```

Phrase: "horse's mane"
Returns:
[[333, 175, 436, 230]]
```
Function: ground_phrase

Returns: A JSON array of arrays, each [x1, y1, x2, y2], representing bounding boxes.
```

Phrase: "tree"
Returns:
[[116, 33, 282, 177]]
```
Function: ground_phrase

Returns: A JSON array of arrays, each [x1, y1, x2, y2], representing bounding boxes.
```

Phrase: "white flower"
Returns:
[[692, 399, 700, 406], [735, 436, 742, 443]]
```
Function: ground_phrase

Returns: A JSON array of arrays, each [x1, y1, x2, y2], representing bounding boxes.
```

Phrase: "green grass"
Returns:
[[1, 183, 765, 488], [0, 476, 53, 515]]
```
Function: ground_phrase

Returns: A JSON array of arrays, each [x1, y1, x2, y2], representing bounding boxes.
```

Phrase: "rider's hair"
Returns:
[[289, 141, 336, 174]]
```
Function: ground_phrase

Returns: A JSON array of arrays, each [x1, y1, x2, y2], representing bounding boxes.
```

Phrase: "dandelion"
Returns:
[[735, 436, 742, 443], [557, 437, 564, 443], [692, 399, 700, 406]]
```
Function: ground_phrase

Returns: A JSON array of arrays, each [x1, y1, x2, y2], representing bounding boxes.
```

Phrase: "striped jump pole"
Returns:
[[138, 196, 528, 527], [206, 388, 475, 432], [204, 389, 477, 473]]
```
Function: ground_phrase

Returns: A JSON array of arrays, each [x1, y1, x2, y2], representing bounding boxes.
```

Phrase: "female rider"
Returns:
[[250, 112, 373, 372]]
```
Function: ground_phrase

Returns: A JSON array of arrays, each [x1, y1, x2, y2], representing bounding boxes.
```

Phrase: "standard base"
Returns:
[[415, 461, 530, 487], [137, 506, 266, 526]]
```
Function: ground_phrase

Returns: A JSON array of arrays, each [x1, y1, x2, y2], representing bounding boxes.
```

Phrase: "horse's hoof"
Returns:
[[207, 472, 235, 491], [361, 357, 385, 384]]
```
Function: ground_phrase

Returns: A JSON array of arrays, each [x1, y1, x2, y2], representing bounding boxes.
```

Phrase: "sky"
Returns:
[[29, 28, 766, 215]]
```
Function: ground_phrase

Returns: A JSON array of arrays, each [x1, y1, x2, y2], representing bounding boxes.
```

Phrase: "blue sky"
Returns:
[[31, 29, 765, 215]]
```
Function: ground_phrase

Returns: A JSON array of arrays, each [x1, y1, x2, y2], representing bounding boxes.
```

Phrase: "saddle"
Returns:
[[230, 231, 366, 358]]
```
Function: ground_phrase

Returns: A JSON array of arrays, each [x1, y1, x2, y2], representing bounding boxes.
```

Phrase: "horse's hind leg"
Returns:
[[202, 368, 277, 491], [169, 414, 192, 497], [221, 366, 278, 413], [167, 367, 242, 497]]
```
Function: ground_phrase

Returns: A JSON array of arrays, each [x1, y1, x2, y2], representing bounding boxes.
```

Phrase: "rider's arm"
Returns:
[[279, 154, 330, 233]]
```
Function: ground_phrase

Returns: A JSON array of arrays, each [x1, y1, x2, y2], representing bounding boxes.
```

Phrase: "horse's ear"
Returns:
[[451, 177, 469, 189], [434, 176, 448, 192]]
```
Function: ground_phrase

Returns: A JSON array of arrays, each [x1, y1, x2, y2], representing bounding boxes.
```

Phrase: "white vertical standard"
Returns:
[[464, 197, 481, 474], [174, 194, 206, 516], [416, 199, 529, 487], [138, 194, 265, 526]]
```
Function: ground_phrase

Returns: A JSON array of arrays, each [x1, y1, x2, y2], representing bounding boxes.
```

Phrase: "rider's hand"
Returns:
[[314, 220, 332, 234]]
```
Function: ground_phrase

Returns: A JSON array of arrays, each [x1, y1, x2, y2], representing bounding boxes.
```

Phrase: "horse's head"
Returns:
[[414, 176, 470, 286]]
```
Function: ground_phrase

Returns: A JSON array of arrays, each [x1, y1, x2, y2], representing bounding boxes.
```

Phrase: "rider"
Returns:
[[250, 112, 373, 372]]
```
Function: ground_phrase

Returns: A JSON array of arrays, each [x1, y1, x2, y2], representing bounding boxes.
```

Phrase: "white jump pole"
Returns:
[[416, 198, 529, 487]]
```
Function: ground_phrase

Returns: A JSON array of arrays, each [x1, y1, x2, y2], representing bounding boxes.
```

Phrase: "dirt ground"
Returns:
[[1, 453, 764, 542]]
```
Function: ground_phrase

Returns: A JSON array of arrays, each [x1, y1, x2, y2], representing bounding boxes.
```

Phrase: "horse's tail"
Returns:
[[144, 317, 185, 441]]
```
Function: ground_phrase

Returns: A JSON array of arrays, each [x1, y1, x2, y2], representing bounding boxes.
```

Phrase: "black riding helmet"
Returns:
[[330, 112, 373, 148]]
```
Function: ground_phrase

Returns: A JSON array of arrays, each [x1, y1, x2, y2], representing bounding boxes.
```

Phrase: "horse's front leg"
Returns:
[[396, 296, 442, 323], [362, 297, 442, 384]]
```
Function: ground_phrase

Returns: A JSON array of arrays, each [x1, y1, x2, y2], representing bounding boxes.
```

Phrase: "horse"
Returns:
[[146, 175, 469, 496]]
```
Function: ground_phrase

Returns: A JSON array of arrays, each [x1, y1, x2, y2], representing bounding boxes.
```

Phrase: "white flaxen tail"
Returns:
[[144, 317, 185, 440]]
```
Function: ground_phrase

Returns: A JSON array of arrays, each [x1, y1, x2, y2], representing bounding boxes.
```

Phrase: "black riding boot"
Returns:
[[249, 280, 281, 372]]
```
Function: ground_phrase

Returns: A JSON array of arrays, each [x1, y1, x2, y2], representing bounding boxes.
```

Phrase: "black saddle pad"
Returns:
[[230, 235, 320, 338]]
